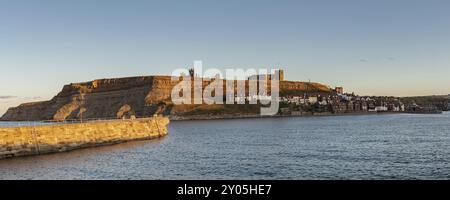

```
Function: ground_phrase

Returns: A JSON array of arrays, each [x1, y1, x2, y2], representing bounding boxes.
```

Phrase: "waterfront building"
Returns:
[[368, 102, 376, 112], [388, 103, 401, 112], [280, 107, 290, 115], [308, 96, 318, 104], [318, 98, 328, 105], [361, 101, 368, 111], [339, 94, 352, 101], [347, 101, 354, 112], [331, 101, 348, 113], [291, 111, 302, 115], [375, 106, 388, 112], [353, 101, 361, 112]]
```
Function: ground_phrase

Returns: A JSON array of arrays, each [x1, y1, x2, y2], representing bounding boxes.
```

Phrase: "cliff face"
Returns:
[[0, 76, 332, 121], [1, 76, 167, 121]]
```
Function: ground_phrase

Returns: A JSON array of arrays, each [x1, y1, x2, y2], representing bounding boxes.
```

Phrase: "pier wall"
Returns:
[[0, 117, 169, 159]]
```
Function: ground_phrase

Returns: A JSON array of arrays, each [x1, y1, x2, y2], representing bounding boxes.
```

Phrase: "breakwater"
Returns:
[[0, 117, 169, 159]]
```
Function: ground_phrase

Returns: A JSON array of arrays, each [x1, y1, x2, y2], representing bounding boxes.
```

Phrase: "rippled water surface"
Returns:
[[1, 113, 450, 180]]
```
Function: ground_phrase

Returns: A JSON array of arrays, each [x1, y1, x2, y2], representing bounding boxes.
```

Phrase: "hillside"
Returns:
[[400, 95, 450, 111]]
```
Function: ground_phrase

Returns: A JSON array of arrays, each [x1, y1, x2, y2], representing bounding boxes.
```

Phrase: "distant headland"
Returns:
[[1, 74, 448, 122]]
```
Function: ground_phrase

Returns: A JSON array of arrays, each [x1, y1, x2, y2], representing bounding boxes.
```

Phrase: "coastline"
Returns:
[[169, 111, 408, 121], [1, 111, 443, 124]]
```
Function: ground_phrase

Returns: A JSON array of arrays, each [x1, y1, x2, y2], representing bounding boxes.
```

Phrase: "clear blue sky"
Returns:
[[1, 0, 450, 114]]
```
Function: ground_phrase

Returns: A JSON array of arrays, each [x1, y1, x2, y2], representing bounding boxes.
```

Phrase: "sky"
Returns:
[[1, 0, 450, 114]]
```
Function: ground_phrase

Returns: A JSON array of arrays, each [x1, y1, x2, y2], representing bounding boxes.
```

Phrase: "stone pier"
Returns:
[[0, 117, 169, 159]]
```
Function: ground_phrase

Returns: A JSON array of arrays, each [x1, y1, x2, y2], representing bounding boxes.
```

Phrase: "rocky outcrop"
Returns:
[[53, 96, 82, 121], [1, 76, 160, 121], [116, 104, 132, 119], [1, 75, 332, 121]]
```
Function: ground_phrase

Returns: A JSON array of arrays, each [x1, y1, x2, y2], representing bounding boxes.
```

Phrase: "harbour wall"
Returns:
[[0, 117, 169, 159]]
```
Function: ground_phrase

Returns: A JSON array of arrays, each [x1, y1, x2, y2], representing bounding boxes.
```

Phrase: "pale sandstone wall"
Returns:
[[0, 117, 169, 159]]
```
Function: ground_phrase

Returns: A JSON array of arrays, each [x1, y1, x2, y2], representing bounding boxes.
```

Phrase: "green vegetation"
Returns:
[[401, 95, 450, 111]]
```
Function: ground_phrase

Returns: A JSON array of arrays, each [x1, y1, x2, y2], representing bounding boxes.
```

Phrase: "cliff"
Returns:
[[0, 76, 332, 121]]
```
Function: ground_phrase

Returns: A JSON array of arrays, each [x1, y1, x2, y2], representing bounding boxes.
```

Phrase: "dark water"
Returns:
[[1, 112, 450, 180]]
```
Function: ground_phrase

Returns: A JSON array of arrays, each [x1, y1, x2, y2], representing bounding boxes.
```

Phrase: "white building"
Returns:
[[319, 99, 328, 105], [308, 96, 318, 104], [375, 106, 388, 112]]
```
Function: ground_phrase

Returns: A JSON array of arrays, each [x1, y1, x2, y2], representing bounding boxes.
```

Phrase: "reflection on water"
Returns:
[[1, 113, 450, 180]]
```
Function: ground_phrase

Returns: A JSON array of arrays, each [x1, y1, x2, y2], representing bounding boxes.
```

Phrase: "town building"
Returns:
[[335, 87, 344, 94], [308, 96, 318, 104]]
